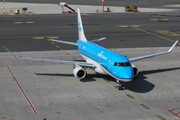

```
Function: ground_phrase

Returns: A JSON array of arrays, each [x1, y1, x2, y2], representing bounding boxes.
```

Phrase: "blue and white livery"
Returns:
[[3, 8, 178, 90]]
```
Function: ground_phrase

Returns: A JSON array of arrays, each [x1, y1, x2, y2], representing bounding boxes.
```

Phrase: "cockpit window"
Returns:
[[114, 62, 117, 66], [115, 62, 131, 67], [125, 62, 131, 66], [118, 62, 124, 67]]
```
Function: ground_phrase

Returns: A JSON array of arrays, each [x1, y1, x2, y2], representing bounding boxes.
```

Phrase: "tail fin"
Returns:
[[77, 8, 87, 42]]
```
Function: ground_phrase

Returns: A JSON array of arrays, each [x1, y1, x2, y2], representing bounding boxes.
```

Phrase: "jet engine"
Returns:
[[132, 64, 138, 76], [73, 65, 87, 79]]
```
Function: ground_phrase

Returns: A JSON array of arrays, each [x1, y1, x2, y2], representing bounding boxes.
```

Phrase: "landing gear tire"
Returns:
[[116, 80, 125, 90], [118, 85, 125, 90]]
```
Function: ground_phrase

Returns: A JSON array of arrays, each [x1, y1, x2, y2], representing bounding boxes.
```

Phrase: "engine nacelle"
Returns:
[[73, 65, 87, 79], [132, 64, 138, 76]]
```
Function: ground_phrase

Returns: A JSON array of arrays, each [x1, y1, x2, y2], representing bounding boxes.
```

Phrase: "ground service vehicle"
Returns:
[[125, 6, 138, 12], [131, 6, 138, 12], [125, 6, 131, 11]]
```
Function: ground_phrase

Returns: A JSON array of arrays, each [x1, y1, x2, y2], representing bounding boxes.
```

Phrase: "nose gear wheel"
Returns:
[[116, 80, 125, 90]]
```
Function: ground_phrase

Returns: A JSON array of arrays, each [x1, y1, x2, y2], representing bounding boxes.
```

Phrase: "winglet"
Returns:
[[90, 37, 106, 43], [3, 46, 17, 58], [168, 40, 178, 52], [77, 8, 87, 42]]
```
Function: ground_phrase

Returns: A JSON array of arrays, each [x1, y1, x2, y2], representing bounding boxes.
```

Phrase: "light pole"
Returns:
[[3, 0, 5, 15], [102, 0, 104, 13]]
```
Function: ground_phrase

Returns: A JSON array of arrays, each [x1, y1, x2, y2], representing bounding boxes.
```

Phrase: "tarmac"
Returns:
[[0, 1, 180, 120], [0, 46, 180, 120], [0, 2, 179, 15]]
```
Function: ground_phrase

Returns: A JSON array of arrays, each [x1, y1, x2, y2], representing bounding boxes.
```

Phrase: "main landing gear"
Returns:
[[116, 80, 125, 90]]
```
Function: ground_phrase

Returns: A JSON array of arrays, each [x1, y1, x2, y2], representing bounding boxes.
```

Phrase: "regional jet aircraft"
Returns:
[[4, 8, 178, 90]]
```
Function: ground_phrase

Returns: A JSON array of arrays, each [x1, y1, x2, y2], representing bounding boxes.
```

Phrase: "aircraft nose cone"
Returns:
[[120, 73, 133, 79], [119, 67, 133, 80]]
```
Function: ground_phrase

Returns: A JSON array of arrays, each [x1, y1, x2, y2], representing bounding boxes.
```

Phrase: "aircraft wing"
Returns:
[[3, 46, 95, 67], [50, 39, 78, 46], [129, 40, 178, 62]]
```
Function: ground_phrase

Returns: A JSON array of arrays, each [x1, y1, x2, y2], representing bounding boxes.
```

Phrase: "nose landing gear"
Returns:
[[116, 80, 125, 90]]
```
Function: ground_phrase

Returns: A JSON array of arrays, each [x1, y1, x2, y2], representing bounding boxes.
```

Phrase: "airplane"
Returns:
[[3, 8, 178, 90]]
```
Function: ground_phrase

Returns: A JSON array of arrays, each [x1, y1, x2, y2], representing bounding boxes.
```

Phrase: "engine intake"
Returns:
[[73, 65, 87, 79], [132, 64, 138, 76]]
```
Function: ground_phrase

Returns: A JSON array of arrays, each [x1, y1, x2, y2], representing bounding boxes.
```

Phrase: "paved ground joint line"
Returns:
[[46, 39, 78, 60], [0, 117, 17, 120], [126, 94, 135, 99], [25, 21, 34, 23], [56, 45, 59, 48], [131, 27, 179, 44], [103, 78, 110, 83], [140, 103, 150, 110], [14, 22, 23, 24], [156, 114, 166, 120], [114, 86, 119, 89], [71, 56, 77, 60], [2, 58, 86, 119], [168, 108, 180, 118], [2, 59, 37, 113]]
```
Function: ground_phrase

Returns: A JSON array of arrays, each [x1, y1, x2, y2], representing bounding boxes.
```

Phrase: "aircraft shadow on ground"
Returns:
[[34, 72, 97, 82], [83, 67, 180, 93], [83, 73, 153, 93], [34, 67, 180, 93], [34, 72, 74, 77], [123, 67, 180, 93], [73, 60, 86, 62]]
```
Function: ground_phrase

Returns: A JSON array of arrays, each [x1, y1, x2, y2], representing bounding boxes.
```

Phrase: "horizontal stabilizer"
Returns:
[[50, 39, 78, 46], [90, 37, 106, 43]]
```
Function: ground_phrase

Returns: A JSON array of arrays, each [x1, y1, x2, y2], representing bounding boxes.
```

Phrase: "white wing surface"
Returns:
[[3, 46, 94, 67], [50, 39, 78, 46], [129, 40, 178, 62]]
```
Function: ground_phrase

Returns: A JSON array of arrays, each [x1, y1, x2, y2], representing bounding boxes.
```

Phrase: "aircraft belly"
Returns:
[[95, 65, 107, 74], [80, 53, 107, 74]]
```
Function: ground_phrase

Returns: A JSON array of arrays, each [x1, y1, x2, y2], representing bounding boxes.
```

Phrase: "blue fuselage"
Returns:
[[77, 40, 134, 81]]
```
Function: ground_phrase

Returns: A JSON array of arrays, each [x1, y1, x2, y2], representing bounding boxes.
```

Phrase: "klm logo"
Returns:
[[98, 51, 107, 60], [79, 23, 82, 31]]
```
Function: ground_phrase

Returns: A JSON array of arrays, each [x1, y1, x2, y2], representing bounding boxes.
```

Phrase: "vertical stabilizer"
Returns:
[[77, 8, 87, 41]]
